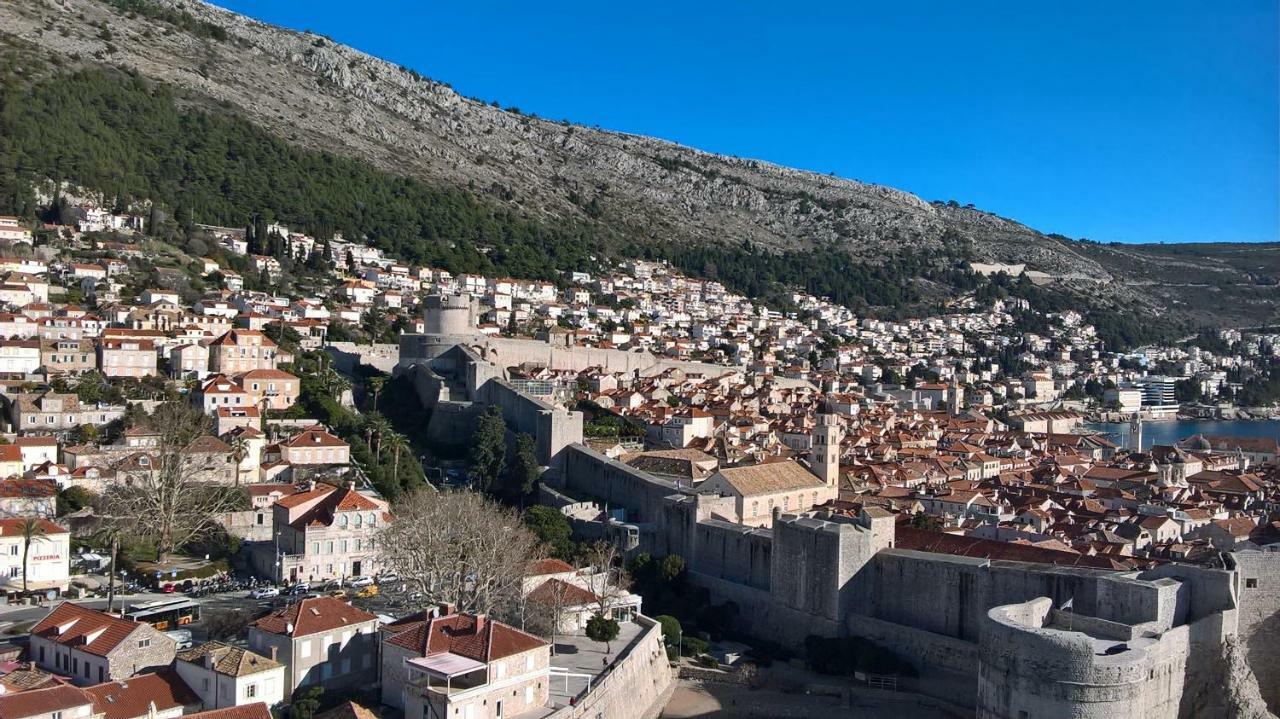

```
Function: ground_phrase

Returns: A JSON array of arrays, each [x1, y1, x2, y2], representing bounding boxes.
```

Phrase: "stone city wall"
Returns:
[[545, 615, 674, 719], [977, 597, 1189, 719], [1229, 549, 1280, 713]]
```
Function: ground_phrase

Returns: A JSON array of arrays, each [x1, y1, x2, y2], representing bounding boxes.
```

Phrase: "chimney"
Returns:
[[269, 646, 278, 662], [205, 654, 215, 670], [474, 614, 486, 633]]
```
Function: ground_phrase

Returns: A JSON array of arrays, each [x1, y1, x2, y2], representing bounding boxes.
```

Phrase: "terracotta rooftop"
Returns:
[[0, 684, 94, 719], [85, 670, 198, 719], [176, 642, 280, 677], [252, 597, 377, 637], [30, 603, 148, 657], [384, 611, 547, 663]]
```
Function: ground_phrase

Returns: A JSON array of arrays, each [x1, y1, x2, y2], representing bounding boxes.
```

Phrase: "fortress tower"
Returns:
[[811, 408, 841, 488], [423, 293, 476, 336]]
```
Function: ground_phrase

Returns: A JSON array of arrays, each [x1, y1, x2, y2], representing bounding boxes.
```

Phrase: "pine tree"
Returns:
[[469, 405, 507, 493]]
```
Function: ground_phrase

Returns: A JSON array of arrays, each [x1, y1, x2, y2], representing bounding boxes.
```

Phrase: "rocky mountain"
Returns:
[[1, 0, 1276, 324]]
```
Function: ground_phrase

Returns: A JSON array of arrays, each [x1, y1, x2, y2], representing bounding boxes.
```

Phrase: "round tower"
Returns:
[[424, 293, 475, 336]]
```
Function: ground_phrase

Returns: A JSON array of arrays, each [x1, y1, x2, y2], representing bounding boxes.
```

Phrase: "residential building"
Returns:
[[247, 597, 379, 694], [0, 684, 98, 719], [237, 370, 299, 411], [208, 331, 278, 374], [0, 518, 69, 594], [0, 340, 41, 375], [271, 482, 388, 584], [381, 608, 550, 719], [9, 393, 125, 434], [29, 604, 176, 685], [41, 339, 96, 376], [275, 427, 350, 468], [97, 338, 157, 378], [84, 671, 200, 719], [175, 642, 286, 710]]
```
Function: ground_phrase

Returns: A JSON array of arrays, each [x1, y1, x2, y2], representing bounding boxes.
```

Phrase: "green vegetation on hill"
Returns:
[[0, 67, 601, 280], [0, 63, 1179, 346]]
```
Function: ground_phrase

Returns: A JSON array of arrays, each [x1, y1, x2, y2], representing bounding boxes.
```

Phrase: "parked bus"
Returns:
[[123, 598, 200, 631]]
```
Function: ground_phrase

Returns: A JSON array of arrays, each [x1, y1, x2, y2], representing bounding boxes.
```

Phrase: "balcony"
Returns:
[[407, 655, 489, 698]]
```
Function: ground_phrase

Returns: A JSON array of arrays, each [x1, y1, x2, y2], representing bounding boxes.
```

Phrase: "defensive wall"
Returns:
[[1228, 548, 1280, 712], [386, 314, 1280, 718], [545, 615, 674, 719], [545, 442, 1280, 717]]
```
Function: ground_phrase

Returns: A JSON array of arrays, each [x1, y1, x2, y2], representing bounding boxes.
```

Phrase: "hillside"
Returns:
[[0, 0, 1275, 326]]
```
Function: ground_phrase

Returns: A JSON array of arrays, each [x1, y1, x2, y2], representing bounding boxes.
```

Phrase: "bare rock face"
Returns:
[[0, 0, 1119, 274]]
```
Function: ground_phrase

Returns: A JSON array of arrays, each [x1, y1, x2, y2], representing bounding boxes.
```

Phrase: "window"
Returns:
[[246, 684, 257, 699], [203, 678, 210, 692], [8, 567, 18, 579], [52, 713, 62, 719], [524, 686, 534, 704], [525, 654, 535, 671], [7, 545, 15, 556], [1246, 578, 1259, 589], [138, 638, 150, 648], [494, 663, 506, 680]]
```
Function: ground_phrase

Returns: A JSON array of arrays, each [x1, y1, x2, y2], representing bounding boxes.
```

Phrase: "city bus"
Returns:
[[123, 598, 201, 631]]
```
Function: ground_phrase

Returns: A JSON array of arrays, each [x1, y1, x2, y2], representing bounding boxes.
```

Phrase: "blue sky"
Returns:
[[214, 1, 1278, 244]]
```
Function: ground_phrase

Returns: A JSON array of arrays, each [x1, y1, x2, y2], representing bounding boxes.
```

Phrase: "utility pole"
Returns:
[[106, 535, 118, 614]]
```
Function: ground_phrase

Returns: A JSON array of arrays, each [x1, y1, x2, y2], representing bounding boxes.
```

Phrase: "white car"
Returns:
[[349, 576, 375, 588], [377, 573, 399, 584], [251, 587, 280, 599]]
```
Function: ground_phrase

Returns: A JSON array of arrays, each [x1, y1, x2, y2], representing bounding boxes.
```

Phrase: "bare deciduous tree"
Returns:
[[582, 540, 633, 620], [100, 402, 244, 562], [376, 489, 544, 618]]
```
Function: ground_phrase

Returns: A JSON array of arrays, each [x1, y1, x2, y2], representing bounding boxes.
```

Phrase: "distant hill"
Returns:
[[0, 0, 1275, 329]]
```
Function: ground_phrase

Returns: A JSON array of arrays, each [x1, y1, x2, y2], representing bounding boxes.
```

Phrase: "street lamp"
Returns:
[[275, 531, 283, 586]]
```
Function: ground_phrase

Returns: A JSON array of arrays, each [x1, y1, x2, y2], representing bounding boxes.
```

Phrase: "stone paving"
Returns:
[[546, 620, 645, 708]]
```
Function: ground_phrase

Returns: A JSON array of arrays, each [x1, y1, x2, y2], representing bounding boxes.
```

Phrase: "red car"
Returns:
[[162, 584, 176, 594]]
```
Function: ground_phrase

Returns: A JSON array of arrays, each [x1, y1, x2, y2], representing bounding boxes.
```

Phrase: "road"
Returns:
[[0, 582, 416, 642]]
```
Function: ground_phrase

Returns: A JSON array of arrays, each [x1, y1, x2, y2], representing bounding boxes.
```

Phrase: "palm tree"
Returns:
[[229, 436, 249, 486], [383, 433, 409, 487], [19, 518, 47, 596], [366, 376, 386, 412], [366, 414, 393, 459]]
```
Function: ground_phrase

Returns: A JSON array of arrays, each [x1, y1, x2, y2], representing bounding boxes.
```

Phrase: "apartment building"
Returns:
[[237, 369, 300, 411], [272, 482, 388, 584], [247, 597, 379, 694], [98, 338, 158, 378], [381, 608, 551, 719], [275, 426, 350, 467], [208, 330, 278, 374], [41, 339, 96, 375], [29, 604, 176, 685], [175, 642, 286, 710], [9, 393, 126, 433]]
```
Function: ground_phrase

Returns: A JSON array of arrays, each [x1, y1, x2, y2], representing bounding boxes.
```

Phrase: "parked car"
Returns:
[[290, 583, 310, 595], [251, 587, 280, 599], [355, 585, 379, 599], [377, 573, 399, 584], [328, 589, 348, 599], [164, 629, 193, 650], [161, 584, 176, 594], [349, 576, 375, 588]]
